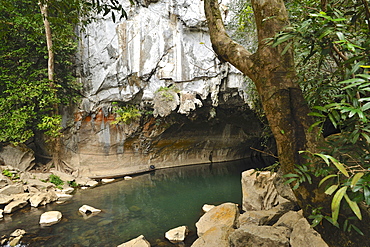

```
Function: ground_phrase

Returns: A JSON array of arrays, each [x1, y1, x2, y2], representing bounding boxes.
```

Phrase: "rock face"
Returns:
[[59, 0, 263, 177]]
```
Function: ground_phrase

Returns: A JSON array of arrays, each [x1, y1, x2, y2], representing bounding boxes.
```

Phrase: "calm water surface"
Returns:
[[0, 159, 264, 247]]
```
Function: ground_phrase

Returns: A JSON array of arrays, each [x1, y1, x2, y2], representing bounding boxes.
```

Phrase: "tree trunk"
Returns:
[[204, 0, 370, 245], [39, 1, 73, 173]]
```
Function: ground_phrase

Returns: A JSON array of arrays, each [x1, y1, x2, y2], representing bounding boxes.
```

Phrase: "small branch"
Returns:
[[250, 147, 278, 158]]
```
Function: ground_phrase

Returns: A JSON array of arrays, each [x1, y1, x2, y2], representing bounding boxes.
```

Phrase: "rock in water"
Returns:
[[117, 235, 150, 247], [165, 226, 188, 243], [39, 211, 62, 226]]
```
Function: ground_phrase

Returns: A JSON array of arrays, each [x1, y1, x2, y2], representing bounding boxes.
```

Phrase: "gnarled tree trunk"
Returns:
[[204, 0, 370, 245]]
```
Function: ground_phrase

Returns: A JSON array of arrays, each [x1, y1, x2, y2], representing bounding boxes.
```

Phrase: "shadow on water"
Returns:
[[0, 158, 273, 247]]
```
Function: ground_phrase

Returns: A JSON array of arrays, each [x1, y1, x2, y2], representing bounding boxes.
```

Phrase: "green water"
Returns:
[[0, 159, 263, 246]]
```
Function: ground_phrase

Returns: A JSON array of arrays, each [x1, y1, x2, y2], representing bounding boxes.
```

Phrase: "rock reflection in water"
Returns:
[[0, 159, 264, 246]]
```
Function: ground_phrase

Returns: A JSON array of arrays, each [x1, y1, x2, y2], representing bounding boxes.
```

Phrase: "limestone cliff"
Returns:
[[62, 0, 262, 177]]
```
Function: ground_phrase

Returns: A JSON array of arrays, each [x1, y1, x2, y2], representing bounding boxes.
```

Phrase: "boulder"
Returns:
[[79, 205, 102, 216], [239, 200, 298, 227], [0, 174, 9, 189], [0, 144, 35, 171], [55, 192, 73, 202], [124, 176, 132, 180], [29, 191, 58, 207], [23, 178, 54, 191], [191, 225, 232, 247], [229, 225, 290, 247], [117, 235, 151, 247], [165, 226, 188, 243], [273, 210, 303, 230], [290, 218, 328, 247], [4, 200, 28, 214], [241, 169, 279, 211], [39, 211, 62, 226], [12, 193, 30, 202], [273, 169, 297, 203], [195, 202, 239, 237], [0, 184, 24, 195]]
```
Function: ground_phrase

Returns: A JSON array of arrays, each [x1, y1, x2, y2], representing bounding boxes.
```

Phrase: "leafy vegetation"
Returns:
[[2, 169, 20, 180], [269, 0, 370, 234], [111, 103, 142, 125], [48, 174, 64, 189], [155, 85, 180, 102]]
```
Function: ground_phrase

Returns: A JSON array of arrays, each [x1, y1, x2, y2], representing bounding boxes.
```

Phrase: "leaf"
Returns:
[[281, 42, 292, 55], [350, 173, 364, 189], [331, 186, 348, 223], [328, 156, 349, 177], [325, 184, 339, 195], [285, 178, 298, 184], [344, 194, 362, 220], [361, 102, 370, 111], [364, 186, 370, 205], [319, 174, 338, 187]]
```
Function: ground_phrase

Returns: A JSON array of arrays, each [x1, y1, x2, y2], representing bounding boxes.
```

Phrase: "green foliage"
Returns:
[[111, 103, 142, 125], [155, 85, 179, 102], [49, 174, 64, 189], [2, 169, 20, 180]]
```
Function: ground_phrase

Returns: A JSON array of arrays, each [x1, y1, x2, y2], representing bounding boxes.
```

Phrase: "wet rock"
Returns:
[[229, 225, 290, 247], [0, 184, 24, 195], [202, 204, 215, 213], [101, 178, 115, 184], [9, 235, 22, 247], [165, 226, 188, 243], [10, 229, 26, 237], [241, 169, 279, 211], [195, 202, 239, 237], [29, 191, 58, 207], [117, 235, 151, 247], [86, 180, 99, 187], [39, 211, 62, 226], [4, 200, 28, 214], [79, 205, 101, 217], [290, 218, 328, 247], [55, 192, 73, 202]]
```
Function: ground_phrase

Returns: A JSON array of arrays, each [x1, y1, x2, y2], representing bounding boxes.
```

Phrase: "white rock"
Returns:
[[55, 192, 73, 201], [4, 200, 28, 214], [117, 235, 150, 247], [124, 176, 132, 180], [0, 184, 24, 195], [165, 226, 188, 243], [202, 204, 215, 212], [39, 211, 62, 226], [101, 178, 115, 184], [0, 209, 3, 219], [0, 194, 13, 204], [86, 180, 99, 187], [29, 191, 58, 207], [79, 205, 102, 215]]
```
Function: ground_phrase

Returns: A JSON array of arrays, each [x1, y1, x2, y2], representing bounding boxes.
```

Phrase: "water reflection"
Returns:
[[0, 159, 265, 247]]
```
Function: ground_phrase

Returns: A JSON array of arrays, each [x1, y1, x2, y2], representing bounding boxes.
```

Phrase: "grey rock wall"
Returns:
[[63, 0, 262, 177]]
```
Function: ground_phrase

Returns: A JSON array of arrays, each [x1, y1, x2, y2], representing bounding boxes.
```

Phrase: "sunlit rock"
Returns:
[[202, 204, 215, 213], [290, 218, 329, 247], [241, 169, 279, 211], [39, 211, 62, 226], [195, 202, 239, 237], [79, 205, 102, 219], [0, 184, 24, 195], [165, 225, 188, 243], [10, 229, 26, 237], [29, 191, 58, 207], [101, 178, 115, 184], [4, 199, 28, 214], [117, 235, 151, 247]]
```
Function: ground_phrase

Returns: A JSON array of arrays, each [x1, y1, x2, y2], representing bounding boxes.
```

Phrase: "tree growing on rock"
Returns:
[[204, 0, 370, 245]]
